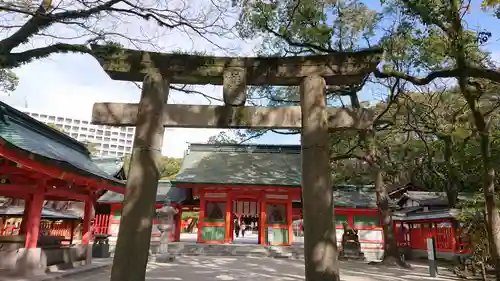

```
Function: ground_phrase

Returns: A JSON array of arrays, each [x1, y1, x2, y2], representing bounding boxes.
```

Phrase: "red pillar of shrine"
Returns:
[[197, 194, 205, 243], [174, 204, 182, 242], [287, 199, 293, 245], [19, 197, 32, 235], [225, 192, 232, 243], [82, 198, 93, 244], [259, 197, 267, 245], [24, 190, 45, 248]]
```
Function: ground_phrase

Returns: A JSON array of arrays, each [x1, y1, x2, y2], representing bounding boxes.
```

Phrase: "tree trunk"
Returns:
[[478, 124, 500, 281], [443, 137, 458, 208], [348, 90, 405, 266], [374, 167, 407, 266], [109, 70, 168, 281], [300, 76, 340, 281]]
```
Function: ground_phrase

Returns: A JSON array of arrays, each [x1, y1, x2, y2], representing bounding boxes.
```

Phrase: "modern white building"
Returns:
[[17, 107, 135, 157]]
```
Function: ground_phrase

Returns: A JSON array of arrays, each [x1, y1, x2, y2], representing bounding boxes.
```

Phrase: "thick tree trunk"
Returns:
[[109, 70, 168, 281], [300, 76, 340, 281], [374, 167, 408, 267], [347, 90, 405, 266], [478, 126, 500, 281]]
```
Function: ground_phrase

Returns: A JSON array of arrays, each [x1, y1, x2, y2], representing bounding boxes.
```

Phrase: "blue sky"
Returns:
[[1, 0, 499, 157]]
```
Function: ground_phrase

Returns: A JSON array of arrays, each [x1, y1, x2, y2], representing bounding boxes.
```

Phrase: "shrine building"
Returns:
[[170, 143, 385, 258], [0, 102, 125, 274]]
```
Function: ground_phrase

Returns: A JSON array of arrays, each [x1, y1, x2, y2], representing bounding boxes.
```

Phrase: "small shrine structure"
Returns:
[[392, 191, 471, 260], [0, 102, 125, 275]]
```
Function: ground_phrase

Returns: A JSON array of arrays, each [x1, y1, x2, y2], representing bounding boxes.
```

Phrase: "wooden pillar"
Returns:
[[82, 198, 93, 244], [225, 192, 232, 243], [197, 191, 205, 243], [259, 196, 267, 245], [19, 197, 32, 235], [110, 71, 168, 281], [300, 75, 339, 281], [174, 205, 182, 242], [287, 198, 293, 245], [24, 187, 45, 248]]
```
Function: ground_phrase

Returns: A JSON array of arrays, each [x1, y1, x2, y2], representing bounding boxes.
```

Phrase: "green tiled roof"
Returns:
[[332, 187, 387, 208], [98, 180, 187, 203], [93, 156, 126, 180], [172, 144, 395, 208], [0, 102, 124, 187], [173, 144, 301, 186]]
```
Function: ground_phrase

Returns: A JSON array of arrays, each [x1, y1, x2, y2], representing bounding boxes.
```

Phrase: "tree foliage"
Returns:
[[0, 0, 233, 69]]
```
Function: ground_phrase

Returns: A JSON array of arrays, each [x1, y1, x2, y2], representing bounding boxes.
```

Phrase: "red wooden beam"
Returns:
[[0, 184, 35, 193], [45, 189, 91, 202], [0, 190, 29, 199], [0, 143, 125, 194], [0, 165, 28, 175]]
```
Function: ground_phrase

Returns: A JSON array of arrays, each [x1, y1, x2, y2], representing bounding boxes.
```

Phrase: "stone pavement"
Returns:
[[63, 257, 462, 281]]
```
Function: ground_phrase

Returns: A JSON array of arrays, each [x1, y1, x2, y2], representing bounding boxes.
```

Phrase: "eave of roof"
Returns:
[[98, 180, 187, 203], [0, 102, 125, 189]]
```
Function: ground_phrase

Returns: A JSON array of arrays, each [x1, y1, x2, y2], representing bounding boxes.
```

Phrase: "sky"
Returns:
[[1, 0, 500, 158]]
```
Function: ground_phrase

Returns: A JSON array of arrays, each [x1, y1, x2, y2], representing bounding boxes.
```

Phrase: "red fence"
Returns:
[[395, 221, 470, 253], [94, 214, 110, 235], [40, 221, 73, 239]]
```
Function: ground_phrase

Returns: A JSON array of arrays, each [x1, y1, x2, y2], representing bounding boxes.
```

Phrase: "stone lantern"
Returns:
[[155, 198, 178, 262]]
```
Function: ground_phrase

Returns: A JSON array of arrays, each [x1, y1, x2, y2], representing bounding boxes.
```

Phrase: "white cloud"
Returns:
[[0, 0, 266, 158]]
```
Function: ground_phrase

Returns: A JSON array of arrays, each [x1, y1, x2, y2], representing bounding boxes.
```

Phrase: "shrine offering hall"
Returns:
[[171, 143, 384, 248]]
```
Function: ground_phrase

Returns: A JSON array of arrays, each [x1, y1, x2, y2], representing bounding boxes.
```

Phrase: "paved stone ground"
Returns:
[[65, 257, 462, 281]]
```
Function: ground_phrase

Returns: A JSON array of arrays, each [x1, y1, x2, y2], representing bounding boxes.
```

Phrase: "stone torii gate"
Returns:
[[90, 45, 382, 281]]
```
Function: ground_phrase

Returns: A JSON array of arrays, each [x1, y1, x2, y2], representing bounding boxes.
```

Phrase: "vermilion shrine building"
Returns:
[[169, 143, 386, 259], [0, 102, 125, 274]]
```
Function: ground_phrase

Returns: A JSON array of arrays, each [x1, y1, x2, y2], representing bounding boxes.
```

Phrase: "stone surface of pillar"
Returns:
[[300, 76, 340, 281], [110, 71, 168, 281]]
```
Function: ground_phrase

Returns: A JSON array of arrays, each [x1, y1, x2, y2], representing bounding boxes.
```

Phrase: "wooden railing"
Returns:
[[395, 223, 470, 253], [94, 214, 110, 235]]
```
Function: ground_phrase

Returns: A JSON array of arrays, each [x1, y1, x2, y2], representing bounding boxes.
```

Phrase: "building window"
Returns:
[[104, 131, 111, 136], [89, 128, 95, 133], [118, 145, 125, 150], [104, 137, 110, 141], [57, 117, 64, 122], [111, 138, 117, 142], [48, 116, 55, 121]]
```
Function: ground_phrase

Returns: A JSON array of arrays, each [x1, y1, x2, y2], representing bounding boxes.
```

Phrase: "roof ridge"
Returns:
[[0, 101, 90, 154]]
